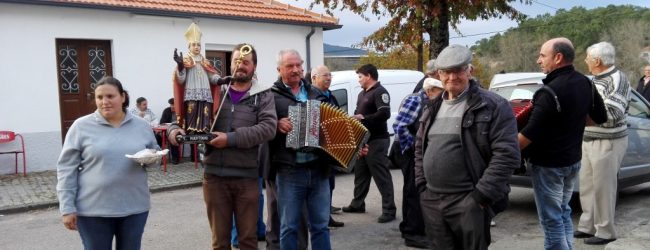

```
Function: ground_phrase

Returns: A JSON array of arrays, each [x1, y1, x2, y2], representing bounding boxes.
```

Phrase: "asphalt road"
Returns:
[[2, 169, 650, 249]]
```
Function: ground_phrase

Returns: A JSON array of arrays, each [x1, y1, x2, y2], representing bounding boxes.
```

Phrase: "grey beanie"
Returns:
[[434, 44, 472, 70]]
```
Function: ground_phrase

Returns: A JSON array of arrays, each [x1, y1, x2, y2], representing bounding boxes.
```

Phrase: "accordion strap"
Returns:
[[533, 85, 561, 113]]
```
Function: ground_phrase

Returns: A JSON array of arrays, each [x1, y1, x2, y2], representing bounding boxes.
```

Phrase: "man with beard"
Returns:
[[168, 43, 277, 250]]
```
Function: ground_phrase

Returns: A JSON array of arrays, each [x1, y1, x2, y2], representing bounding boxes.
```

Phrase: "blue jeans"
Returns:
[[77, 211, 149, 250], [531, 162, 580, 250], [231, 178, 266, 246], [276, 164, 331, 250]]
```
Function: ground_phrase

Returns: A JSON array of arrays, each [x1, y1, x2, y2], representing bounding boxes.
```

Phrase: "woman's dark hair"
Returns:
[[96, 76, 129, 112]]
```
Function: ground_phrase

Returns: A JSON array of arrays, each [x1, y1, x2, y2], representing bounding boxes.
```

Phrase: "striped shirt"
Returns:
[[584, 66, 631, 140]]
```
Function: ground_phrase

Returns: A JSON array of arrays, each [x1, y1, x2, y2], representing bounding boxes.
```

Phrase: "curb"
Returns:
[[0, 180, 202, 215]]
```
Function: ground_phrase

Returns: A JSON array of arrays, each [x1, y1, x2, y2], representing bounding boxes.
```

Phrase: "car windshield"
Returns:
[[491, 84, 541, 100]]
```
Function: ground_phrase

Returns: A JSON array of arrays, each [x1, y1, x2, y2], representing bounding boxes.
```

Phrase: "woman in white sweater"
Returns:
[[56, 76, 159, 250]]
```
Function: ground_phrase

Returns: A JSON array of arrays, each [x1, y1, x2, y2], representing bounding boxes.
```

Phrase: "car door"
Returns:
[[619, 90, 650, 189]]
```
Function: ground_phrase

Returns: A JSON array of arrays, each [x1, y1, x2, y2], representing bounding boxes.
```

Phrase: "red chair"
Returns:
[[0, 131, 27, 176]]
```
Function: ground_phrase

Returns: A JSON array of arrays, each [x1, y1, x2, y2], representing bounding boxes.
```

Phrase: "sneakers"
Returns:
[[377, 214, 395, 223], [342, 205, 365, 213], [584, 236, 616, 245], [573, 230, 594, 239]]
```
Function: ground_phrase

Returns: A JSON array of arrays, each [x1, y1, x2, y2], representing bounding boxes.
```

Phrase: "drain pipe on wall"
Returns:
[[305, 26, 315, 71]]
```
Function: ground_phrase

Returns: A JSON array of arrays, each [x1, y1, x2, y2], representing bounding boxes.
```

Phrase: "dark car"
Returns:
[[489, 73, 650, 194]]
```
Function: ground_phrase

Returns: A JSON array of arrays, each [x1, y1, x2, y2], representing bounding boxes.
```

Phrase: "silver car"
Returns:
[[489, 73, 650, 194]]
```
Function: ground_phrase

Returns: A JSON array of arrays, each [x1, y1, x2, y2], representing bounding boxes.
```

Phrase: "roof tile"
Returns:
[[44, 0, 339, 27]]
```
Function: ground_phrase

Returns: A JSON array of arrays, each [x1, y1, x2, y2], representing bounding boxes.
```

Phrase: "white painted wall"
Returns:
[[0, 2, 326, 173]]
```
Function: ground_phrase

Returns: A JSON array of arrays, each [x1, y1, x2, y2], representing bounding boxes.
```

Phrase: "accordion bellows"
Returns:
[[287, 100, 370, 171]]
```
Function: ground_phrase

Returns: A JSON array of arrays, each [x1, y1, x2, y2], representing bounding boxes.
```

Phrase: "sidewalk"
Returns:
[[0, 162, 203, 214]]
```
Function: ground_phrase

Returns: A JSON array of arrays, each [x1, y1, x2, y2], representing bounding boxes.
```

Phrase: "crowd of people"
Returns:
[[55, 21, 643, 250]]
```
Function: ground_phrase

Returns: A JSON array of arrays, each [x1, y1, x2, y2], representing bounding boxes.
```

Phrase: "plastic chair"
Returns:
[[0, 131, 27, 176]]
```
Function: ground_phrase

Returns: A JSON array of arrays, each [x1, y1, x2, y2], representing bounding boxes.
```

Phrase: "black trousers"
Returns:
[[420, 190, 491, 250], [389, 141, 425, 236], [349, 138, 396, 216]]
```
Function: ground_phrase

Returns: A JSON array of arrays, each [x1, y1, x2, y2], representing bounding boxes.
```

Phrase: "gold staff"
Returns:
[[209, 44, 253, 132]]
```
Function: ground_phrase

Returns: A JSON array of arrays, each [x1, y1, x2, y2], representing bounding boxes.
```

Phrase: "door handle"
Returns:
[[86, 92, 94, 100]]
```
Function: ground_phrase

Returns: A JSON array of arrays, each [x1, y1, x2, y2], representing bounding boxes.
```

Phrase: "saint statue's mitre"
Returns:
[[184, 22, 202, 44]]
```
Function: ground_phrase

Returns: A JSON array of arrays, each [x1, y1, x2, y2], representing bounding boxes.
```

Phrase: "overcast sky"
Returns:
[[287, 0, 650, 48]]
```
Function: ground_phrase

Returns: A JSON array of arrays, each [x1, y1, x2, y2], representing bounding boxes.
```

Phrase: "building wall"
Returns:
[[0, 2, 325, 173]]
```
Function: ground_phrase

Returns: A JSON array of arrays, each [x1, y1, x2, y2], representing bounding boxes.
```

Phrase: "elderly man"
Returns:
[[169, 43, 277, 250], [636, 65, 650, 101], [270, 50, 331, 250], [391, 77, 442, 248], [310, 65, 345, 228], [412, 59, 438, 93], [575, 42, 631, 245], [519, 37, 607, 250], [413, 44, 520, 249]]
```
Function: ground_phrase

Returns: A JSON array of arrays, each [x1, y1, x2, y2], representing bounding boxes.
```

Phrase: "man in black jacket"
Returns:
[[269, 49, 331, 250], [519, 37, 607, 250], [635, 65, 650, 101], [414, 44, 520, 250], [342, 64, 397, 224], [159, 98, 179, 164]]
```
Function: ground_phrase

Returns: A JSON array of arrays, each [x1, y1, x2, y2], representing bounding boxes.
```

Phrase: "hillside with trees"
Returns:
[[472, 5, 650, 85]]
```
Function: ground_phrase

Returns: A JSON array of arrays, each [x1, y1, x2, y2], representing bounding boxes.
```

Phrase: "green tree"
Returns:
[[309, 0, 529, 70]]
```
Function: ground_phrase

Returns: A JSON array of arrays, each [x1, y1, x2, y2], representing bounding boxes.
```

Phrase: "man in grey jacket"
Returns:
[[414, 44, 520, 250], [169, 43, 277, 250]]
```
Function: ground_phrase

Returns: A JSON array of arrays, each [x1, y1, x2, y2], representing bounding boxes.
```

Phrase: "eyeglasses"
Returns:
[[317, 73, 332, 77], [438, 66, 468, 76]]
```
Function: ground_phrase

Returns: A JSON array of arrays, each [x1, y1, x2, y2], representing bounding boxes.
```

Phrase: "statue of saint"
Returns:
[[172, 22, 222, 134]]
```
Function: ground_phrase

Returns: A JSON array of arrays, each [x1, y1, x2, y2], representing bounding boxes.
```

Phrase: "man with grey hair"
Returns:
[[519, 37, 607, 249], [575, 41, 631, 245], [414, 44, 519, 249], [412, 59, 438, 93], [269, 49, 332, 249]]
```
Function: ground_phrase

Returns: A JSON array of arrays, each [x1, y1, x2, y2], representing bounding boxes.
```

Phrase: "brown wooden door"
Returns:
[[56, 39, 113, 140], [206, 50, 230, 76]]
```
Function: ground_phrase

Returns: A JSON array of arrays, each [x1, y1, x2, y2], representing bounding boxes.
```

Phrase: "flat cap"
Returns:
[[423, 78, 443, 90], [434, 44, 472, 70]]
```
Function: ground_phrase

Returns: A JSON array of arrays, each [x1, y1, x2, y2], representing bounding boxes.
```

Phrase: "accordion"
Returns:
[[510, 99, 533, 131], [287, 100, 370, 171]]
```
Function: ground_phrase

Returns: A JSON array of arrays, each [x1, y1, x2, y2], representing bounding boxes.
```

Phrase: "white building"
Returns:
[[0, 0, 340, 174]]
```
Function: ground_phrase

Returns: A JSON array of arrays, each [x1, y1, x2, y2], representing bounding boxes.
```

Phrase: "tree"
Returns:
[[309, 0, 529, 70]]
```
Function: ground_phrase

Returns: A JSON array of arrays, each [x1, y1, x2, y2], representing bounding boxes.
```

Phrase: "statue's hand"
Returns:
[[173, 49, 184, 72]]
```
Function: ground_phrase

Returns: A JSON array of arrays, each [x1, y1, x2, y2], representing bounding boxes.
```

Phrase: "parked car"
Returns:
[[489, 72, 650, 194], [329, 69, 424, 132], [329, 70, 423, 169]]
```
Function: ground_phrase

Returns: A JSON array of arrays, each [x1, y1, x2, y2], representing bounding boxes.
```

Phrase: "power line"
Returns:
[[533, 0, 558, 10]]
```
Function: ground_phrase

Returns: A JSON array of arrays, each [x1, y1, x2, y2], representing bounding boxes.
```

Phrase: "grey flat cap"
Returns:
[[434, 44, 472, 70]]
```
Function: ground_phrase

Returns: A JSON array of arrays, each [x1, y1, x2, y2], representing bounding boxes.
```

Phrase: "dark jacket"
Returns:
[[636, 76, 650, 102], [521, 65, 606, 167], [414, 80, 520, 206], [159, 107, 174, 124], [168, 80, 277, 178], [267, 79, 329, 180]]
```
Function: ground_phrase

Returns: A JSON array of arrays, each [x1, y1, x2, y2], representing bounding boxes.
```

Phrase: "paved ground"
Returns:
[[2, 163, 650, 249], [0, 162, 203, 214]]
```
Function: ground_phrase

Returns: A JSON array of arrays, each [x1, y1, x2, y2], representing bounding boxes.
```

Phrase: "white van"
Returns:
[[329, 70, 424, 135]]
